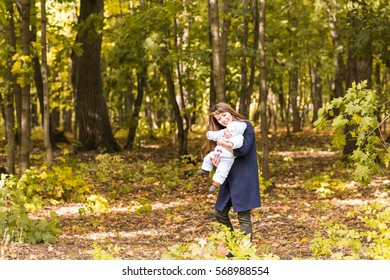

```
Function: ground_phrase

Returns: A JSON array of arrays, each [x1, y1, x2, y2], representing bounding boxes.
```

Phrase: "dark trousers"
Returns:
[[214, 200, 252, 240]]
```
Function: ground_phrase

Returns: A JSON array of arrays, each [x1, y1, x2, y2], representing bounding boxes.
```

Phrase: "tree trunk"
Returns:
[[125, 67, 147, 150], [40, 0, 53, 167], [259, 0, 270, 182], [73, 0, 119, 152], [207, 0, 216, 106], [31, 24, 57, 149], [174, 13, 191, 144], [219, 0, 230, 98], [163, 66, 187, 156], [325, 0, 346, 100], [343, 49, 372, 155], [209, 0, 225, 102], [248, 0, 260, 118], [310, 61, 323, 124], [238, 0, 250, 117], [342, 4, 373, 156], [19, 0, 32, 174], [3, 0, 17, 174], [290, 69, 301, 132]]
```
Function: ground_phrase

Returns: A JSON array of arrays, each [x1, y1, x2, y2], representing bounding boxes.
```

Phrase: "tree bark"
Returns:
[[325, 0, 346, 101], [259, 0, 270, 181], [125, 67, 147, 150], [309, 60, 323, 124], [19, 0, 32, 174], [73, 0, 119, 152], [40, 0, 53, 167], [209, 0, 225, 102], [290, 69, 301, 132], [3, 0, 17, 174], [238, 0, 250, 117]]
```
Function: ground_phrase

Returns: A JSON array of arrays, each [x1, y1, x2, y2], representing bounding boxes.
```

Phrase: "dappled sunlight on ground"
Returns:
[[4, 129, 390, 260]]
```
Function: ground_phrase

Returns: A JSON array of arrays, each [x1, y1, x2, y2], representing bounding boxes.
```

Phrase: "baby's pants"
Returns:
[[201, 151, 234, 185]]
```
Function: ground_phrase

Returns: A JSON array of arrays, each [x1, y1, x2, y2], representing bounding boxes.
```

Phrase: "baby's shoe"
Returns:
[[209, 185, 218, 193], [197, 169, 209, 176]]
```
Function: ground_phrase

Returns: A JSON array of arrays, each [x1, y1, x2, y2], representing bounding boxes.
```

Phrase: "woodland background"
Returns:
[[1, 0, 390, 260]]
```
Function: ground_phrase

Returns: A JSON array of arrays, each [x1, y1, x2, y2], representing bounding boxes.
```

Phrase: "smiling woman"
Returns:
[[201, 102, 261, 243]]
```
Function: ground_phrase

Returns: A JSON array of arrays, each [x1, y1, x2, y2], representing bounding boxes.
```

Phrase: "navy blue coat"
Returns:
[[215, 121, 261, 212]]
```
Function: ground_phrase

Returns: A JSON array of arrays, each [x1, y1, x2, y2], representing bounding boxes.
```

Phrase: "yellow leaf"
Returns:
[[39, 171, 48, 179], [352, 114, 361, 122]]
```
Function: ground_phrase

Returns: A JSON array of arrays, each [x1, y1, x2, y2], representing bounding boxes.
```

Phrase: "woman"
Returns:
[[203, 102, 261, 240]]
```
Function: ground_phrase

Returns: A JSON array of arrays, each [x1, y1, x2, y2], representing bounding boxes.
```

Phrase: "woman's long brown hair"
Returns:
[[201, 102, 247, 156]]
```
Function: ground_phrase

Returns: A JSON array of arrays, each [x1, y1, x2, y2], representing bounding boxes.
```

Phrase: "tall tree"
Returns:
[[40, 0, 53, 167], [19, 0, 32, 174], [73, 0, 119, 152], [259, 0, 269, 181], [3, 0, 17, 174], [239, 0, 259, 117], [125, 66, 147, 150], [209, 0, 224, 102], [342, 1, 374, 155]]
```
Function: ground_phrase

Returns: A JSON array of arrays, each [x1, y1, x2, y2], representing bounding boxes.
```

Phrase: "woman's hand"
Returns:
[[210, 154, 220, 167], [217, 139, 234, 153]]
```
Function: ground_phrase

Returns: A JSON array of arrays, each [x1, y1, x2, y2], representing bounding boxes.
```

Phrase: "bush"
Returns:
[[161, 223, 276, 260], [0, 174, 62, 244], [310, 203, 390, 259]]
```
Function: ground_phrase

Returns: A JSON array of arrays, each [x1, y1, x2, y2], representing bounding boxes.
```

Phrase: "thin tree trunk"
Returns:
[[40, 0, 53, 167], [207, 0, 216, 106], [309, 59, 323, 124], [209, 0, 225, 102], [259, 0, 270, 181], [290, 69, 301, 132], [4, 0, 17, 174], [325, 0, 346, 100], [238, 1, 249, 116], [164, 66, 187, 156], [174, 14, 190, 145], [219, 0, 230, 98], [248, 0, 260, 117], [19, 0, 32, 174], [125, 67, 146, 150]]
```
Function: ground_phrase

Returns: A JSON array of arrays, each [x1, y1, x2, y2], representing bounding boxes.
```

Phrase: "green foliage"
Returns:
[[95, 154, 130, 182], [259, 174, 274, 194], [93, 154, 183, 197], [310, 203, 390, 259], [161, 223, 278, 260], [314, 81, 388, 185], [129, 197, 153, 214], [87, 242, 122, 260], [303, 175, 347, 199], [10, 53, 33, 87], [82, 195, 110, 214], [17, 166, 91, 209], [0, 174, 62, 245]]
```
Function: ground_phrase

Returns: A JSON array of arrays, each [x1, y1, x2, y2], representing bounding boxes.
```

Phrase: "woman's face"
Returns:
[[213, 111, 233, 127]]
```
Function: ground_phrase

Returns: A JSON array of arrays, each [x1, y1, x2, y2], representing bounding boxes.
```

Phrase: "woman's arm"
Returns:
[[233, 121, 254, 157]]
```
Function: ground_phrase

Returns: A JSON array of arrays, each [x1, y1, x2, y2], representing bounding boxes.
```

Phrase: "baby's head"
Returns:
[[226, 122, 245, 137]]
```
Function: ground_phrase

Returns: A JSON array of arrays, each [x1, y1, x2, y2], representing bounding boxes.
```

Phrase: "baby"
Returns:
[[198, 121, 247, 193]]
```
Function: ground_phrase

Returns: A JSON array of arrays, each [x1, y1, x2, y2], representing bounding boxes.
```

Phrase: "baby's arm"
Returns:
[[228, 135, 244, 149], [225, 122, 247, 149], [206, 129, 224, 141]]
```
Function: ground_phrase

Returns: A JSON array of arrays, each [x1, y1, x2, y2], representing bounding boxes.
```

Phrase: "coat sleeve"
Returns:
[[233, 121, 255, 157]]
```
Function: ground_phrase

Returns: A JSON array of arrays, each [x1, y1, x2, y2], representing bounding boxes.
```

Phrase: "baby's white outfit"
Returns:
[[201, 121, 247, 186]]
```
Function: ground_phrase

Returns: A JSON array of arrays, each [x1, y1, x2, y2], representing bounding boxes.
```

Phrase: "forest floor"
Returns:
[[3, 127, 390, 260]]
